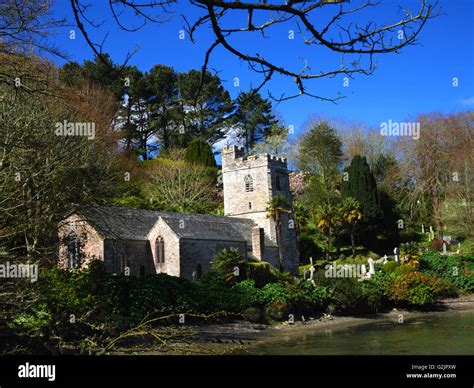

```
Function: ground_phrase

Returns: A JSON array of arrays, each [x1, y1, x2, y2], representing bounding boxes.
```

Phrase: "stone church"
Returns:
[[58, 146, 299, 279]]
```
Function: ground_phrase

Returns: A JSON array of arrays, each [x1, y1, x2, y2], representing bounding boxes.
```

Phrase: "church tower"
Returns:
[[221, 146, 299, 274]]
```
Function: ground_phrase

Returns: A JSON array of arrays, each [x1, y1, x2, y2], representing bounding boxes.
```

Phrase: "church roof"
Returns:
[[74, 206, 277, 247]]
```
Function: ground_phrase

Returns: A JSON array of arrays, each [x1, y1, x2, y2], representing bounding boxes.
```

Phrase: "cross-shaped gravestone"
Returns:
[[308, 257, 316, 280]]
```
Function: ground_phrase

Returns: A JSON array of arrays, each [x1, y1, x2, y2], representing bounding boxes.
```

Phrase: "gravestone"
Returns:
[[394, 247, 400, 263], [309, 257, 316, 280], [368, 258, 375, 275]]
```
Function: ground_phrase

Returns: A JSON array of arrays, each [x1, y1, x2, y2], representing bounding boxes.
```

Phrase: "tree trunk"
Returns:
[[351, 225, 356, 258], [325, 236, 330, 261], [432, 191, 443, 239], [275, 215, 284, 272]]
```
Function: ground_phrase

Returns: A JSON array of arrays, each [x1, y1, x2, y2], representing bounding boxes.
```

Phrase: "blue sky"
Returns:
[[50, 1, 473, 138]]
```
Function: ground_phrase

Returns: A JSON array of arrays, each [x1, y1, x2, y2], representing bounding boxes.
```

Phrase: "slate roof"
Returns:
[[76, 206, 277, 248]]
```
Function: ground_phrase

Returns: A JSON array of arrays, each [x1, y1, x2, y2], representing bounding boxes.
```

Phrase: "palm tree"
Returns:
[[315, 204, 338, 261], [292, 201, 309, 233], [339, 197, 363, 258], [266, 195, 290, 271]]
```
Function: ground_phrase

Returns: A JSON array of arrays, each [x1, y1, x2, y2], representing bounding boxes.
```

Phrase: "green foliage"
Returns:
[[298, 120, 343, 209], [196, 272, 240, 312], [211, 248, 243, 282], [184, 139, 217, 168], [387, 270, 451, 306], [328, 278, 365, 314], [383, 261, 399, 274], [314, 270, 369, 314], [231, 280, 264, 310], [233, 91, 277, 152], [10, 305, 52, 334], [177, 69, 235, 145], [360, 272, 390, 312], [261, 283, 289, 305], [400, 241, 421, 257], [239, 261, 279, 288], [251, 123, 292, 159], [341, 155, 382, 228], [261, 281, 330, 319], [418, 252, 474, 293]]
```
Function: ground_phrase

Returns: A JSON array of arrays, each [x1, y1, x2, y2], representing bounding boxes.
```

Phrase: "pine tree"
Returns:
[[341, 155, 383, 225], [234, 91, 277, 152]]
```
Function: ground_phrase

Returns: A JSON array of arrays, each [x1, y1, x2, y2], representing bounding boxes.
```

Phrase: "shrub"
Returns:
[[230, 280, 264, 310], [383, 261, 398, 274], [196, 272, 239, 312], [211, 248, 242, 283], [291, 280, 330, 312], [329, 278, 365, 314], [314, 271, 365, 314], [360, 272, 390, 312], [261, 283, 289, 305], [400, 241, 420, 257], [128, 273, 198, 318], [418, 252, 473, 294], [387, 271, 450, 306], [239, 261, 279, 288]]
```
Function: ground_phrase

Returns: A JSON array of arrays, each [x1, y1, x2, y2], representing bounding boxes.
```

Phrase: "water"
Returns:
[[247, 311, 474, 355]]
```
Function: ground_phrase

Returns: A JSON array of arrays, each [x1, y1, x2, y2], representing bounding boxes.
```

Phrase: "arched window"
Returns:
[[156, 237, 165, 268], [244, 174, 254, 192]]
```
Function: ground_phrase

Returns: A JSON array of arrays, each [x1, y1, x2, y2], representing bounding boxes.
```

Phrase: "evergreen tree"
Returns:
[[233, 91, 277, 152], [184, 139, 217, 168], [341, 155, 383, 225], [297, 120, 343, 208], [176, 70, 235, 146]]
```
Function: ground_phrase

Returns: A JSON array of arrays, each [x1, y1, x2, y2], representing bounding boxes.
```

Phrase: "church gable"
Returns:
[[147, 217, 181, 277]]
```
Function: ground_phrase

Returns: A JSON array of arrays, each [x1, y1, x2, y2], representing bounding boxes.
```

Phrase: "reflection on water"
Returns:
[[247, 311, 474, 355]]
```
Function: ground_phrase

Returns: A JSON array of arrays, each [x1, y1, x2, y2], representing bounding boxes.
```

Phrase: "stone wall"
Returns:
[[58, 214, 104, 269], [147, 217, 181, 277], [103, 239, 154, 276], [179, 238, 247, 281]]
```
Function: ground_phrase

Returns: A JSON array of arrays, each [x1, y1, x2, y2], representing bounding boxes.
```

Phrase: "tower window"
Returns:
[[248, 202, 252, 209], [276, 175, 281, 191], [244, 174, 254, 192]]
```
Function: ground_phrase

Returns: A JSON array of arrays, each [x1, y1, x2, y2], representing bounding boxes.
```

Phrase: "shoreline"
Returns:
[[113, 294, 474, 355]]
